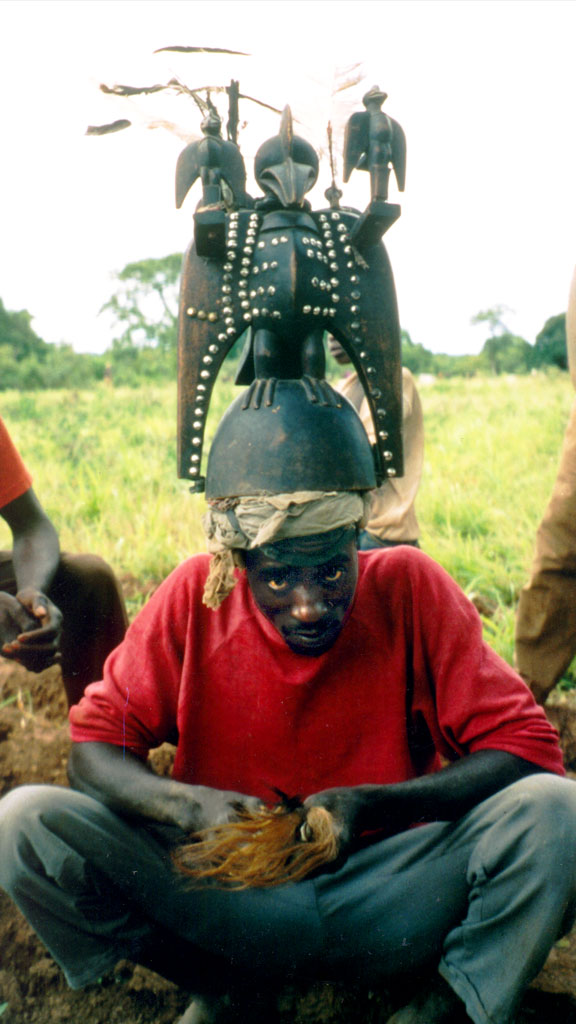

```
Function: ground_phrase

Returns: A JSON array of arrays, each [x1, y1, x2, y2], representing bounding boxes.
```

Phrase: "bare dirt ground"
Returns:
[[2, 660, 576, 1023]]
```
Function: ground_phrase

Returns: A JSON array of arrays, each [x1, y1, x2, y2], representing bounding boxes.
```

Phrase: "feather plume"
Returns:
[[85, 119, 132, 136], [100, 82, 168, 97], [154, 45, 250, 57], [174, 803, 340, 889], [294, 61, 368, 168]]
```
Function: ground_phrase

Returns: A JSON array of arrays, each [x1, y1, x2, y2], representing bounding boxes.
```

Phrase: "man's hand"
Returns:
[[0, 588, 62, 672], [185, 784, 264, 834], [68, 741, 263, 834], [303, 752, 547, 861], [303, 786, 384, 858]]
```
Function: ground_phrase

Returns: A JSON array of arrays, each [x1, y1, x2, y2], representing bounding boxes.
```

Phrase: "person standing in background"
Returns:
[[329, 336, 424, 550], [515, 267, 576, 703]]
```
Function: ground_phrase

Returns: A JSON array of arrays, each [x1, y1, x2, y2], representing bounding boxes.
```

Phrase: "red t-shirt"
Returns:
[[0, 416, 33, 507], [70, 548, 564, 801]]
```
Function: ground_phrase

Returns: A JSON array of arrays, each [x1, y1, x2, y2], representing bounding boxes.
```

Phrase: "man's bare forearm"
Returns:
[[305, 750, 547, 848], [358, 750, 544, 827], [68, 741, 262, 833]]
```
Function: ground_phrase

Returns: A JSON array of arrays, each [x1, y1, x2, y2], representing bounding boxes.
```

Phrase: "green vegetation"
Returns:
[[416, 372, 573, 682], [532, 313, 569, 372], [0, 263, 569, 390], [0, 297, 107, 390], [102, 254, 181, 354], [402, 307, 567, 378], [1, 373, 573, 692], [0, 256, 251, 389], [0, 382, 236, 618], [100, 254, 180, 385]]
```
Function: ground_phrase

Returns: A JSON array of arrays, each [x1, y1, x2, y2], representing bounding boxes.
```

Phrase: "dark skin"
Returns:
[[303, 750, 543, 858], [69, 534, 547, 853], [68, 740, 263, 833], [0, 488, 63, 672], [327, 335, 351, 367], [243, 540, 358, 656]]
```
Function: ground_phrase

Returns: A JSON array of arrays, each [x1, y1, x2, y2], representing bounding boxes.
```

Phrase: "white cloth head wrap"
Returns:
[[202, 490, 370, 609]]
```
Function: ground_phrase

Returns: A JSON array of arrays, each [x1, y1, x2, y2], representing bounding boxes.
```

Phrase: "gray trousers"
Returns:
[[1, 775, 576, 1024]]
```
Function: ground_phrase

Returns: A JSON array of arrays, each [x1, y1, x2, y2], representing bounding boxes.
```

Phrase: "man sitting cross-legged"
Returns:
[[0, 491, 575, 1024]]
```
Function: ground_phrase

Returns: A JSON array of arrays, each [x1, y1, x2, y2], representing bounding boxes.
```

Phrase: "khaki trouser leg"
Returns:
[[515, 399, 576, 702]]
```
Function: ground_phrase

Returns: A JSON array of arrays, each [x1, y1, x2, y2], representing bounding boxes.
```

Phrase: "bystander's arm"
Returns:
[[0, 488, 63, 667], [2, 488, 60, 594]]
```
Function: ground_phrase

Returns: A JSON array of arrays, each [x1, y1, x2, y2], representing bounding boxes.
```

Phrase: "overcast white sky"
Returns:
[[1, 0, 575, 357]]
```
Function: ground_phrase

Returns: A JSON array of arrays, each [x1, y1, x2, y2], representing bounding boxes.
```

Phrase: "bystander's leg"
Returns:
[[515, 399, 576, 703]]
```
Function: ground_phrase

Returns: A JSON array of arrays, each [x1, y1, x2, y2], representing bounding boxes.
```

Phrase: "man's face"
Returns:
[[245, 536, 358, 656]]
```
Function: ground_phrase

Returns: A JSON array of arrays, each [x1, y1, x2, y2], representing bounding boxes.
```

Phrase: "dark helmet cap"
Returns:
[[205, 379, 376, 499]]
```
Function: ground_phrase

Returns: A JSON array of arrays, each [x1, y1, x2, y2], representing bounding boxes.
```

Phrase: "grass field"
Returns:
[[1, 371, 573, 683]]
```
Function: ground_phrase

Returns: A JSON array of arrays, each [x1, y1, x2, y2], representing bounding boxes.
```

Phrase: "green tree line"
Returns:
[[0, 256, 568, 391]]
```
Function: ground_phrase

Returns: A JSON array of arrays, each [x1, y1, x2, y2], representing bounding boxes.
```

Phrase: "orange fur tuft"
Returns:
[[174, 804, 339, 889]]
